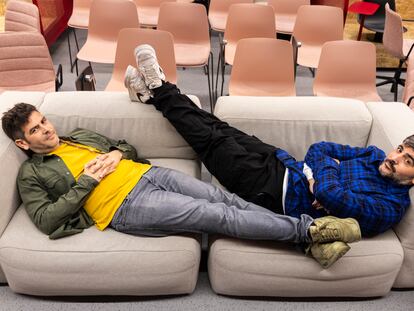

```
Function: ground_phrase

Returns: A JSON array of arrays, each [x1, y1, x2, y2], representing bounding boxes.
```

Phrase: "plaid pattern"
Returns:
[[276, 142, 411, 236]]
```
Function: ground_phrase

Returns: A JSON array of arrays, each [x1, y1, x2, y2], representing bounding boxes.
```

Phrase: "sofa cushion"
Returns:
[[0, 208, 200, 296], [208, 230, 403, 297], [214, 96, 372, 160], [40, 91, 200, 160]]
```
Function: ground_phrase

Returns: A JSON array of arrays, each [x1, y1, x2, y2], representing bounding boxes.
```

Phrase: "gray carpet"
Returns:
[[1, 28, 412, 310]]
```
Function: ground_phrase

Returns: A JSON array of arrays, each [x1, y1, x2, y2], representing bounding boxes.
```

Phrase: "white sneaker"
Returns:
[[135, 44, 166, 89], [124, 65, 152, 103]]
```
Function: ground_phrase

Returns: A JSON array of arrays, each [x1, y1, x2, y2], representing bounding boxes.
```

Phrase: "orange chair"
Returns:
[[0, 32, 62, 93], [133, 0, 175, 28], [313, 40, 381, 102], [218, 3, 276, 95], [77, 0, 140, 64], [208, 0, 253, 33], [376, 3, 414, 102], [292, 5, 343, 70], [267, 0, 310, 35], [4, 0, 41, 32], [229, 38, 296, 96], [67, 0, 93, 75], [105, 28, 177, 92], [157, 2, 213, 108]]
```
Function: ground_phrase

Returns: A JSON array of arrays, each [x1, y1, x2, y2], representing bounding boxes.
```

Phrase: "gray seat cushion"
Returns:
[[208, 230, 403, 297]]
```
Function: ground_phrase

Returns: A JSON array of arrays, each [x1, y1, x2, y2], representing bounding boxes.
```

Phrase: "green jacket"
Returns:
[[17, 128, 148, 239]]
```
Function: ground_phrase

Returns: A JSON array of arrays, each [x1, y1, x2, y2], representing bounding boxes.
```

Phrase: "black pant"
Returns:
[[148, 83, 285, 214]]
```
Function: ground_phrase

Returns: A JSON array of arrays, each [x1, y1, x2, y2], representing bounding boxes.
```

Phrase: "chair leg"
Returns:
[[67, 27, 80, 76], [206, 52, 215, 112]]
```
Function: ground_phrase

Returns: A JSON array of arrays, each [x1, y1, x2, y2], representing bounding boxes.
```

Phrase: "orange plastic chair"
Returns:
[[292, 5, 343, 70], [67, 0, 93, 75], [376, 3, 414, 102], [4, 0, 41, 32], [133, 0, 175, 28], [77, 0, 140, 64], [157, 2, 214, 108], [208, 0, 253, 32], [267, 0, 310, 35], [0, 32, 62, 93], [105, 28, 177, 92], [313, 40, 381, 102], [229, 38, 296, 96], [218, 3, 276, 95]]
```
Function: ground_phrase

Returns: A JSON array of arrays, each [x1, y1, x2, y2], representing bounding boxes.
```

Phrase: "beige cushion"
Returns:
[[40, 91, 200, 160], [214, 96, 372, 160], [0, 208, 200, 296], [208, 231, 403, 297], [366, 101, 414, 288]]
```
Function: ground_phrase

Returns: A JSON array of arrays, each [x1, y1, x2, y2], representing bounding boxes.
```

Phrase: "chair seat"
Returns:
[[275, 14, 296, 34], [138, 7, 159, 27], [77, 38, 118, 63], [297, 44, 322, 68], [224, 42, 237, 66], [174, 44, 210, 67], [209, 13, 227, 32], [68, 9, 89, 29]]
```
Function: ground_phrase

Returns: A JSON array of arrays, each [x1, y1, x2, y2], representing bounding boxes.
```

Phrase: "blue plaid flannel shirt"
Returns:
[[275, 142, 411, 236]]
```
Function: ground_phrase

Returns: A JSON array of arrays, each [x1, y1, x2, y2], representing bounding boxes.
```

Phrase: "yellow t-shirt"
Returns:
[[50, 141, 151, 230]]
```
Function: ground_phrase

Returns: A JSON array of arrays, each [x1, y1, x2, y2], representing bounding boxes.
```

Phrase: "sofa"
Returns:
[[0, 91, 413, 297]]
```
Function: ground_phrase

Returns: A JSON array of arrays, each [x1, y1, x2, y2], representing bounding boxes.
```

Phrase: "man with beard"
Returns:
[[125, 44, 414, 238]]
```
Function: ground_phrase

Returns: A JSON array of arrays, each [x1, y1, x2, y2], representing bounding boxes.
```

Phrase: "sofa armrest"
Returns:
[[366, 101, 414, 288]]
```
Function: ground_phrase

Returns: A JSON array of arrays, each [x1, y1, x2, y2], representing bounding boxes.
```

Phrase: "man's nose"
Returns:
[[389, 153, 402, 163]]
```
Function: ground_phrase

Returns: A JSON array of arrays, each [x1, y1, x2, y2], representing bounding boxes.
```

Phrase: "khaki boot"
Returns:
[[309, 241, 350, 269], [309, 216, 361, 243]]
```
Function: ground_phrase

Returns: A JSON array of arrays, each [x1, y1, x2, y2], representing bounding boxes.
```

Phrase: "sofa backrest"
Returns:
[[41, 91, 199, 160], [214, 96, 373, 160]]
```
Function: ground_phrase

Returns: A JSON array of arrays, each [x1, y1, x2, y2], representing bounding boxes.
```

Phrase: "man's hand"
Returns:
[[308, 178, 329, 213], [83, 150, 122, 182], [96, 150, 123, 174]]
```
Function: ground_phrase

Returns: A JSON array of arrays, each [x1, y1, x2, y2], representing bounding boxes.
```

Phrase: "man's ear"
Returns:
[[15, 139, 29, 150]]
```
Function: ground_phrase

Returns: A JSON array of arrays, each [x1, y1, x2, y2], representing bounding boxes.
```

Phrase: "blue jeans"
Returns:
[[111, 167, 313, 244]]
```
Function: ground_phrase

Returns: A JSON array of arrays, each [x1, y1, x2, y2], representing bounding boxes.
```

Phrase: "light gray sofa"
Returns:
[[0, 91, 413, 297], [0, 91, 202, 296], [209, 96, 414, 297]]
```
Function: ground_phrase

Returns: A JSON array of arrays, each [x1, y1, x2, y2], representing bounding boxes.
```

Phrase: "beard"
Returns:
[[379, 160, 413, 186]]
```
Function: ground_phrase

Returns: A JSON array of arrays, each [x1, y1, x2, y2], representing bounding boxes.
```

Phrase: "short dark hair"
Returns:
[[403, 135, 414, 150], [1, 103, 37, 141]]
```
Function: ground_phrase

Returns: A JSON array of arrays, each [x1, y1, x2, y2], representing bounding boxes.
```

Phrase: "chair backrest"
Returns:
[[0, 32, 55, 93], [158, 2, 210, 45], [224, 4, 276, 44], [5, 0, 41, 32], [106, 28, 177, 91], [229, 38, 295, 96], [88, 0, 140, 42], [267, 0, 310, 16], [68, 0, 93, 29], [208, 0, 254, 31], [314, 40, 377, 93], [293, 5, 343, 45], [383, 3, 405, 60]]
